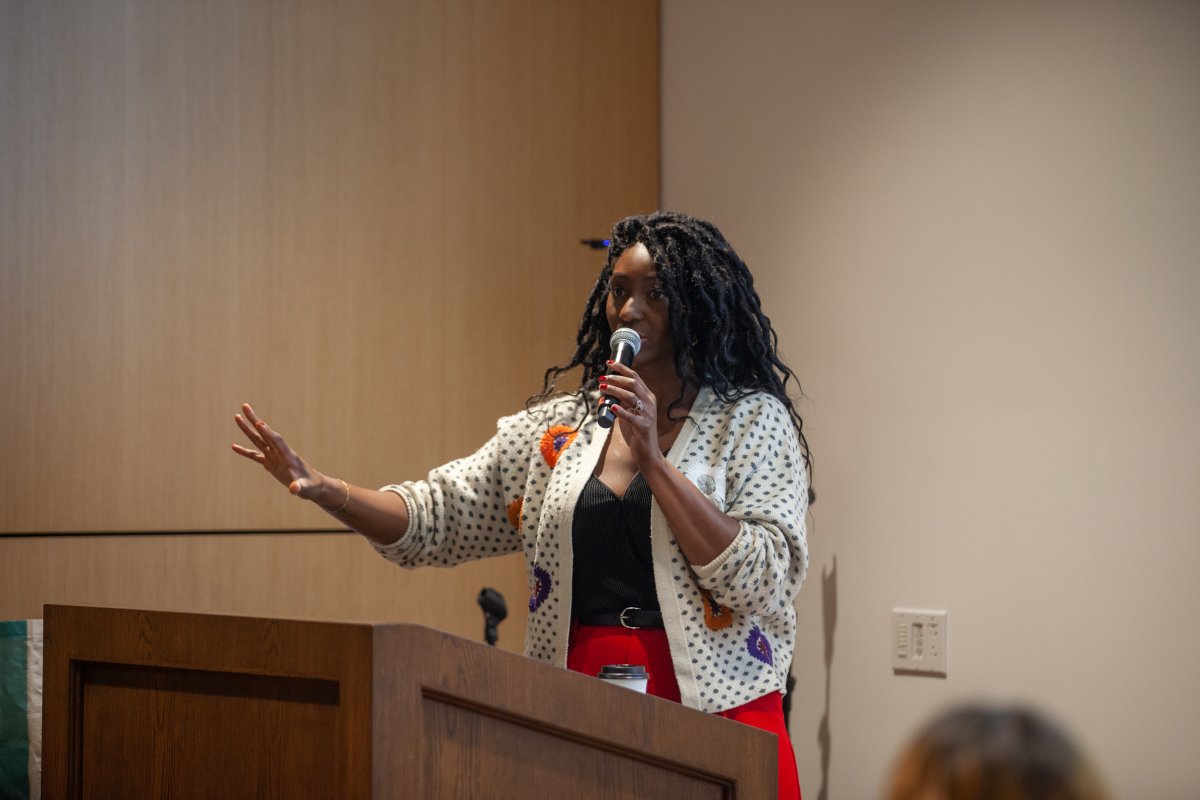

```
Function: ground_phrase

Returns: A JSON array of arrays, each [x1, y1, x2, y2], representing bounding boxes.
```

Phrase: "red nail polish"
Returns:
[[606, 360, 614, 365]]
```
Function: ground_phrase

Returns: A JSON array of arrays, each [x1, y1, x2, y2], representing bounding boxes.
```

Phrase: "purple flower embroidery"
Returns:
[[528, 565, 552, 612], [746, 626, 773, 665]]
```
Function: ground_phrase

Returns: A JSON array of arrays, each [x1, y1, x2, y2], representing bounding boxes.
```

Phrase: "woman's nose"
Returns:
[[619, 297, 643, 322]]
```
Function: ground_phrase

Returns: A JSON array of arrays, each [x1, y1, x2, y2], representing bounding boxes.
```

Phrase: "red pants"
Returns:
[[568, 623, 802, 800]]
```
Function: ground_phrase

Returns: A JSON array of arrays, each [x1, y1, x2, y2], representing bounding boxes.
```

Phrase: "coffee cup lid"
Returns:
[[598, 664, 648, 679]]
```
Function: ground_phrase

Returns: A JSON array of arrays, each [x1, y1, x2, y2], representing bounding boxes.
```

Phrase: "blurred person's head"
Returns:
[[884, 705, 1111, 800]]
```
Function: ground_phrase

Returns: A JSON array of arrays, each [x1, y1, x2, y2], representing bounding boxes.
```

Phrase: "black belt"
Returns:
[[577, 607, 663, 630]]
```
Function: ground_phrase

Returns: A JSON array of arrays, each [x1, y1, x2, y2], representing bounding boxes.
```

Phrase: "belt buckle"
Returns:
[[619, 606, 642, 630]]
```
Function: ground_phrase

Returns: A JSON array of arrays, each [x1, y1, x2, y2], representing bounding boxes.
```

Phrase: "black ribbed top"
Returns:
[[571, 473, 659, 619]]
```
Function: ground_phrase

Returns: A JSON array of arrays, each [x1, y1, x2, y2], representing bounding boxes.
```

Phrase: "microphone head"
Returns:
[[477, 587, 507, 621], [609, 327, 642, 357]]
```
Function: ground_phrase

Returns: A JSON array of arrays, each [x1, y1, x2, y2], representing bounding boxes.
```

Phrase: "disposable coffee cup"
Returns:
[[597, 664, 649, 694]]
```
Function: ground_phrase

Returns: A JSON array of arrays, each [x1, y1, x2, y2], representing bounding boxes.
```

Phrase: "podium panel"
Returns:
[[43, 605, 776, 799], [76, 664, 342, 797], [415, 693, 726, 799]]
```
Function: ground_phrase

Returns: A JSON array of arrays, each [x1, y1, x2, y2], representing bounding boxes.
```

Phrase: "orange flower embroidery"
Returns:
[[702, 590, 734, 630], [539, 425, 577, 468], [506, 496, 524, 532]]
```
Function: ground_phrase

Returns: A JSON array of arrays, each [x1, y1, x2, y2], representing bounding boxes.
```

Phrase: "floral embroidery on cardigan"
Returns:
[[538, 425, 577, 468], [506, 496, 524, 531], [529, 565, 552, 611], [702, 589, 734, 630], [747, 625, 773, 665]]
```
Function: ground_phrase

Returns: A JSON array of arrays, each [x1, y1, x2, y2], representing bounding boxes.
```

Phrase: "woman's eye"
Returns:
[[649, 287, 665, 300], [609, 286, 626, 298]]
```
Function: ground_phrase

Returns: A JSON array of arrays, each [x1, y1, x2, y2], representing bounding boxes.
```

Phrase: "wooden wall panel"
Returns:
[[0, 536, 532, 652], [0, 0, 658, 635], [0, 0, 659, 534]]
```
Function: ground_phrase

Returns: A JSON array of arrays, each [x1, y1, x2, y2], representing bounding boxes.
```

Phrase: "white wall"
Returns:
[[662, 2, 1200, 797]]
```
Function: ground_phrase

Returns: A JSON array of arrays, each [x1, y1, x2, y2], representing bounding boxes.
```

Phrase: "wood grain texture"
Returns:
[[42, 607, 775, 799], [1, 534, 532, 652], [372, 623, 777, 799], [77, 665, 345, 798], [42, 606, 376, 798], [0, 0, 659, 533]]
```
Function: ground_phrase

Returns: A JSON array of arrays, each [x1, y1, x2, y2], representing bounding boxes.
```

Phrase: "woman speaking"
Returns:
[[233, 210, 812, 798]]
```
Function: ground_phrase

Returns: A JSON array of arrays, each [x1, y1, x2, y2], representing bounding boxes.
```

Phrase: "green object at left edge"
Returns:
[[0, 619, 40, 800]]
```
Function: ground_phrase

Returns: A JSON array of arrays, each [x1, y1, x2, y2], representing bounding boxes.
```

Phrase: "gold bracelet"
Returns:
[[326, 478, 350, 514]]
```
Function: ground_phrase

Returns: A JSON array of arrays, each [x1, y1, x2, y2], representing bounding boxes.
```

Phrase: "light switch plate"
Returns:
[[892, 608, 947, 676]]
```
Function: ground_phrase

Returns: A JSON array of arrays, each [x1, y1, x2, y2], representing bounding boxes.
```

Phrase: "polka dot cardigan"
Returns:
[[372, 386, 809, 714]]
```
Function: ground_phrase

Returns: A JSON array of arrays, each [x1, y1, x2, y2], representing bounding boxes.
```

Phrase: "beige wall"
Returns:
[[0, 0, 659, 650], [663, 1, 1200, 797]]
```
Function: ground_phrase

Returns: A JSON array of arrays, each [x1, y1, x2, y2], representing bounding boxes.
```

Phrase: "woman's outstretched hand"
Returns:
[[232, 403, 410, 544], [231, 403, 329, 501]]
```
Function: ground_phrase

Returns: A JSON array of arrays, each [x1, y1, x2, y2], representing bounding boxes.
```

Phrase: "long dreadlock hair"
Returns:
[[532, 210, 813, 490]]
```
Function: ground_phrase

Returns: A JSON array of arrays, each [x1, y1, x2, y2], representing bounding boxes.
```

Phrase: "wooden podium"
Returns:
[[41, 605, 777, 798]]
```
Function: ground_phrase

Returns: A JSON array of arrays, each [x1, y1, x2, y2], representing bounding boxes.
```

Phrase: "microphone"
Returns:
[[598, 327, 642, 429], [477, 587, 507, 647]]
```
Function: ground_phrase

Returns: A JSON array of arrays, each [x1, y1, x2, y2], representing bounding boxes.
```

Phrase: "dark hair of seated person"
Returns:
[[884, 704, 1111, 800]]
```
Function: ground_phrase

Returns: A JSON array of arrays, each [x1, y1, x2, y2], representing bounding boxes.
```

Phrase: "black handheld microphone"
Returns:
[[598, 327, 642, 429]]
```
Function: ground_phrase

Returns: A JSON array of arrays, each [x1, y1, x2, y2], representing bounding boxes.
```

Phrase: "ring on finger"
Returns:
[[634, 398, 645, 413]]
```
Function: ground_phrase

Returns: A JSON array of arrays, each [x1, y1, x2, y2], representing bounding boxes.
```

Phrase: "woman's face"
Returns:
[[605, 242, 675, 371]]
